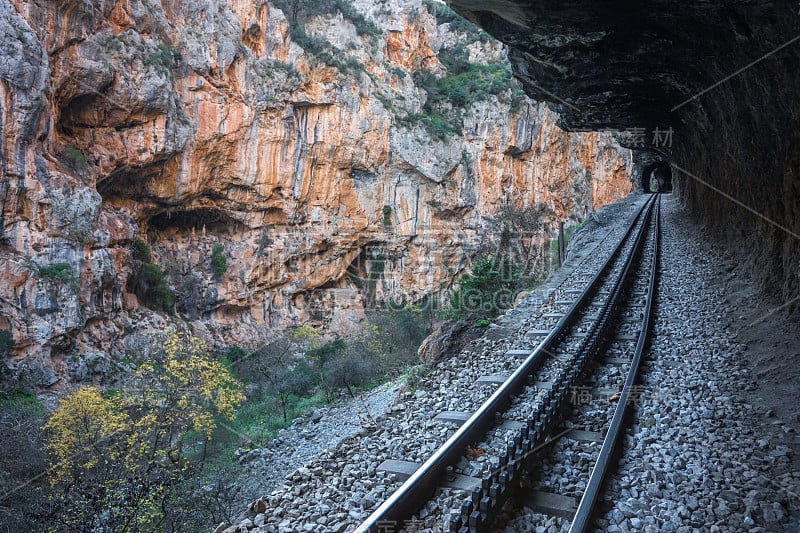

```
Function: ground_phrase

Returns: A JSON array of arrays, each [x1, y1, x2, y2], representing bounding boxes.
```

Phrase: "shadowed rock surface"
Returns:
[[450, 0, 800, 307]]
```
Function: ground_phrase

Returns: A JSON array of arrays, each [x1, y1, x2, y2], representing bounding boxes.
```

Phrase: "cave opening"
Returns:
[[641, 161, 673, 193], [148, 208, 237, 234], [97, 165, 165, 201], [59, 94, 102, 130]]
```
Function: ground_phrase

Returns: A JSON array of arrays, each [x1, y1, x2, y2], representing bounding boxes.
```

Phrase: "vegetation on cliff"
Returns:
[[226, 305, 431, 447], [406, 43, 526, 139], [210, 244, 228, 277], [445, 256, 524, 320], [441, 202, 557, 321], [129, 240, 174, 313], [270, 0, 378, 74]]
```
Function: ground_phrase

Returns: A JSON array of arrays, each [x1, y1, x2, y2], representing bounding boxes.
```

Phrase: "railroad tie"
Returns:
[[476, 374, 557, 387], [522, 491, 578, 519], [603, 356, 631, 366], [526, 329, 551, 336], [564, 429, 604, 443], [642, 358, 683, 368], [376, 459, 481, 491], [475, 374, 509, 385], [433, 411, 528, 431]]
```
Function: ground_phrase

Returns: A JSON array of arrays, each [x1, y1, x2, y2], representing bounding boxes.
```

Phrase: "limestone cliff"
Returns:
[[0, 0, 632, 390]]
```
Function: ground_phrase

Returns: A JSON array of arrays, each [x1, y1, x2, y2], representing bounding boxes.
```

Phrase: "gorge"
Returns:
[[1, 1, 799, 532], [0, 0, 633, 392]]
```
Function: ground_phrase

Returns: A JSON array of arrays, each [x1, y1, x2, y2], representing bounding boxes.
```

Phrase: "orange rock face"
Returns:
[[0, 0, 632, 389]]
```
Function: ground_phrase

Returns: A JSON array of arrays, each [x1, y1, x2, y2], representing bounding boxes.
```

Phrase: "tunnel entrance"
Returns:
[[640, 161, 673, 193]]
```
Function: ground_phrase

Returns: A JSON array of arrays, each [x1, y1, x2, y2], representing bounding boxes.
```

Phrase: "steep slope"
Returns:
[[0, 0, 632, 390]]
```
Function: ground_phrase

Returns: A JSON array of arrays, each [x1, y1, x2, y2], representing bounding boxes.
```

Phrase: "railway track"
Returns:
[[355, 194, 661, 533]]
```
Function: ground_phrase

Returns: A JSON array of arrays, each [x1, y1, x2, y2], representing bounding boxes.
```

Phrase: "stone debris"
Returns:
[[502, 197, 798, 532], [224, 195, 798, 532], [222, 195, 646, 531]]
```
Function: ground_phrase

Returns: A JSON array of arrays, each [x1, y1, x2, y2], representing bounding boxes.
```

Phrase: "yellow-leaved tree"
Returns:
[[43, 328, 244, 532]]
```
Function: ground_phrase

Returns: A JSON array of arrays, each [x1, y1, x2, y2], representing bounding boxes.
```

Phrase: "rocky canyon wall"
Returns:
[[0, 0, 632, 391]]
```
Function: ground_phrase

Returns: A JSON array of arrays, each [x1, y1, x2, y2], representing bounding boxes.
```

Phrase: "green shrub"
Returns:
[[129, 240, 175, 313], [306, 338, 346, 369], [475, 319, 490, 327], [0, 329, 13, 359], [268, 0, 372, 75], [437, 43, 471, 75], [294, 29, 365, 74], [64, 144, 87, 170], [398, 112, 461, 140], [382, 205, 392, 225], [25, 261, 79, 291], [271, 366, 315, 422], [220, 346, 247, 369], [375, 91, 395, 112], [272, 0, 380, 38], [334, 0, 381, 37], [390, 65, 407, 78], [407, 45, 520, 141], [368, 305, 432, 364], [235, 338, 318, 423], [429, 115, 460, 139], [37, 262, 74, 281], [131, 239, 152, 263], [0, 390, 41, 410], [210, 244, 227, 276], [143, 43, 177, 76], [321, 350, 379, 399], [213, 387, 326, 451], [289, 324, 323, 348], [137, 263, 173, 312], [446, 256, 522, 320], [259, 59, 300, 79], [426, 62, 517, 106]]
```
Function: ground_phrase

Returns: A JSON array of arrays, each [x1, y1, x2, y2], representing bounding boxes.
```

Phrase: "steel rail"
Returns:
[[569, 195, 661, 532], [354, 195, 657, 533], [448, 195, 657, 533]]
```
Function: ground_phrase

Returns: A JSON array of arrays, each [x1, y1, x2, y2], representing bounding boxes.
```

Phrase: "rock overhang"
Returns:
[[448, 0, 797, 134], [447, 0, 800, 302]]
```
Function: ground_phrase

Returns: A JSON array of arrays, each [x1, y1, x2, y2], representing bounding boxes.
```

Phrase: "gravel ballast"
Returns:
[[223, 194, 799, 533], [501, 196, 799, 532], [592, 196, 799, 533]]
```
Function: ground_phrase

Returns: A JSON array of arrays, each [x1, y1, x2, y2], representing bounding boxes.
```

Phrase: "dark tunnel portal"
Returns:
[[642, 162, 673, 193]]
